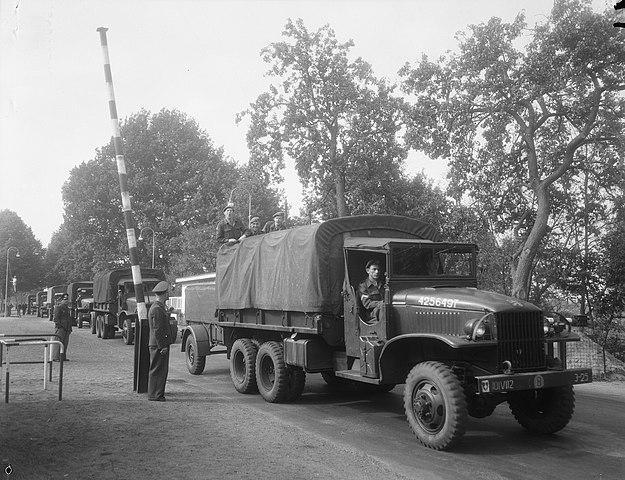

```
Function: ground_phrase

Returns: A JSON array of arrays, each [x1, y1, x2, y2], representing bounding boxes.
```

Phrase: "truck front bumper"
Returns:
[[476, 368, 592, 394]]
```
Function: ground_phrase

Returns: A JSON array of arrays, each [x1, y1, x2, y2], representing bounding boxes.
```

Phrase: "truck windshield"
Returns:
[[391, 244, 476, 278]]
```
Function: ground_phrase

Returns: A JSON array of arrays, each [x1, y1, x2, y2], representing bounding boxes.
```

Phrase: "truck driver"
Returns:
[[358, 259, 386, 323]]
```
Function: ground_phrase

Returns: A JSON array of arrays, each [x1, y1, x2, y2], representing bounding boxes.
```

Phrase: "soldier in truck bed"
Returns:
[[358, 259, 386, 323], [216, 202, 246, 244]]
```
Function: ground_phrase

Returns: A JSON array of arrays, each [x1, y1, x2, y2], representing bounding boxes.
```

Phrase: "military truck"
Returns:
[[27, 294, 37, 315], [46, 285, 67, 321], [180, 215, 592, 450], [67, 281, 93, 328], [92, 267, 166, 344], [36, 291, 47, 317]]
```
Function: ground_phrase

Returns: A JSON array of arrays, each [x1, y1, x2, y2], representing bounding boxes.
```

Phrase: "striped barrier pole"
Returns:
[[97, 27, 150, 393]]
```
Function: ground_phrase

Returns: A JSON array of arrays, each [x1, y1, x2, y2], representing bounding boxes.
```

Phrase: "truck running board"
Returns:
[[334, 370, 381, 385]]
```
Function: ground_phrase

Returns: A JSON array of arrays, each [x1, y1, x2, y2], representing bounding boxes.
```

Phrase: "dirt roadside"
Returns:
[[0, 315, 410, 480]]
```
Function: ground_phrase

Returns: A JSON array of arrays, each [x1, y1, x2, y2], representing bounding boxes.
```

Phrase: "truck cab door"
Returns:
[[343, 250, 390, 366]]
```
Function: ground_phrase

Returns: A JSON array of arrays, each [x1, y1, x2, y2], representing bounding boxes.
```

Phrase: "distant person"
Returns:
[[216, 202, 246, 244], [240, 216, 262, 240], [52, 293, 72, 361], [147, 281, 174, 402], [262, 211, 287, 233], [358, 259, 386, 323], [21, 303, 26, 316]]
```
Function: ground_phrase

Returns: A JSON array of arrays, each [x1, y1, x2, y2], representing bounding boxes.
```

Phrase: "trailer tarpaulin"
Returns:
[[217, 215, 440, 314]]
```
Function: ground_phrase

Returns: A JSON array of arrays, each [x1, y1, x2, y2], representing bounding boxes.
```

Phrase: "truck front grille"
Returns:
[[496, 311, 546, 372]]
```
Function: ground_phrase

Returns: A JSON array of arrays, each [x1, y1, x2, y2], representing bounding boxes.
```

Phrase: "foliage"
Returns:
[[400, 0, 625, 300], [239, 19, 408, 218], [60, 109, 243, 279], [0, 210, 45, 295]]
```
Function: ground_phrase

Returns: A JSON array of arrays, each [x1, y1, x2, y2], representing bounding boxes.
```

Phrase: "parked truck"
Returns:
[[36, 291, 47, 317], [27, 294, 37, 315], [92, 267, 167, 344], [180, 215, 592, 450], [67, 281, 93, 328], [46, 285, 67, 321]]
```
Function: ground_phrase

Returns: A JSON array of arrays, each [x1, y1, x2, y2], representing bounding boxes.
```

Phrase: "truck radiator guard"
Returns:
[[497, 311, 546, 372]]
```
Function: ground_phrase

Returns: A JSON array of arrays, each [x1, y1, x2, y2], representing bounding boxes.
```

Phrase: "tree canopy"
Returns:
[[400, 0, 625, 300], [239, 19, 408, 218]]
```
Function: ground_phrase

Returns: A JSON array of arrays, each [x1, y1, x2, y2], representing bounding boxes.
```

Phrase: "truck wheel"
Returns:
[[122, 318, 134, 345], [77, 316, 83, 329], [508, 385, 575, 434], [255, 341, 289, 403], [96, 315, 103, 338], [285, 367, 306, 402], [230, 338, 258, 394], [404, 361, 468, 450], [185, 337, 206, 375]]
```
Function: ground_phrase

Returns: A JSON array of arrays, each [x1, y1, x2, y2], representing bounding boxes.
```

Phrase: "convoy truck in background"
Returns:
[[92, 267, 167, 344], [46, 285, 67, 321], [67, 281, 93, 328], [36, 291, 48, 317], [27, 294, 37, 315], [180, 215, 592, 450]]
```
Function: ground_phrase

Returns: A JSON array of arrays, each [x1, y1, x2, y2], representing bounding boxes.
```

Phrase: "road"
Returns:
[[1, 315, 624, 480]]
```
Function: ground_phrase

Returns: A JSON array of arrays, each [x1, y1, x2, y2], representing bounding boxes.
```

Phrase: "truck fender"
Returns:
[[378, 334, 486, 384], [181, 324, 211, 357]]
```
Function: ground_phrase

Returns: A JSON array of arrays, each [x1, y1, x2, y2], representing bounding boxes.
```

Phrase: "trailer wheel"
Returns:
[[404, 361, 468, 450], [255, 341, 289, 403], [185, 337, 206, 375], [508, 385, 575, 434], [230, 338, 258, 394], [285, 367, 306, 402], [122, 318, 134, 345]]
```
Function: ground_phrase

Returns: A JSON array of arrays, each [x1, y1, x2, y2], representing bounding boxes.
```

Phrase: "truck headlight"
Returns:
[[543, 312, 570, 336], [464, 313, 495, 341]]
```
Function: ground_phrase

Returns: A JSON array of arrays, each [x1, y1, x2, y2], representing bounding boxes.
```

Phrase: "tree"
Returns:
[[0, 210, 45, 295], [60, 109, 241, 279], [400, 0, 625, 300], [240, 19, 408, 218]]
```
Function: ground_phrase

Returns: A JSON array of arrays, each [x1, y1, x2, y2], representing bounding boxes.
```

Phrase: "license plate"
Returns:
[[476, 368, 592, 394]]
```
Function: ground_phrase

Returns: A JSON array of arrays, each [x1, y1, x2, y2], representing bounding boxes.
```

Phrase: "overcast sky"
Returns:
[[0, 0, 612, 246]]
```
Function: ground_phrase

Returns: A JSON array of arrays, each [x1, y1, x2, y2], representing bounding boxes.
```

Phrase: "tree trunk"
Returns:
[[334, 173, 348, 217], [511, 183, 551, 300]]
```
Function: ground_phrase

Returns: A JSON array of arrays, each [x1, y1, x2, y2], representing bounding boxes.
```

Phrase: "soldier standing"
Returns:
[[52, 293, 72, 361], [216, 202, 246, 244], [147, 281, 173, 401]]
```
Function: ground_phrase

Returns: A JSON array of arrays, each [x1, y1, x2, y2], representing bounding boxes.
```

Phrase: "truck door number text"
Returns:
[[417, 296, 459, 308]]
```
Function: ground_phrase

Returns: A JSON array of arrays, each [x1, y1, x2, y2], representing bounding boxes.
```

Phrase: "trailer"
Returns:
[[92, 267, 166, 344], [180, 215, 592, 450]]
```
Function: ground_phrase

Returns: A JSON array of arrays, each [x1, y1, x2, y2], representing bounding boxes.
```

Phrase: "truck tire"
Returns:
[[185, 337, 206, 375], [321, 371, 345, 387], [404, 361, 468, 450], [96, 315, 103, 338], [122, 318, 134, 345], [285, 367, 306, 402], [255, 341, 289, 403], [508, 385, 575, 434], [91, 314, 97, 334], [230, 338, 258, 394], [77, 315, 83, 328]]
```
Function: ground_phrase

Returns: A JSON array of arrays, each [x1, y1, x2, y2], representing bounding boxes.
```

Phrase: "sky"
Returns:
[[0, 0, 613, 246]]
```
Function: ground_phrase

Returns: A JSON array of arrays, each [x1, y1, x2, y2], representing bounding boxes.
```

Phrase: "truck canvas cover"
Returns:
[[217, 215, 440, 314], [93, 267, 166, 304]]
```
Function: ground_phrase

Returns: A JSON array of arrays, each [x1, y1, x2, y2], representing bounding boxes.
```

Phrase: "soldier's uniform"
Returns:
[[53, 294, 72, 361], [216, 218, 245, 243], [148, 281, 173, 401], [262, 211, 287, 233], [358, 277, 385, 322]]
